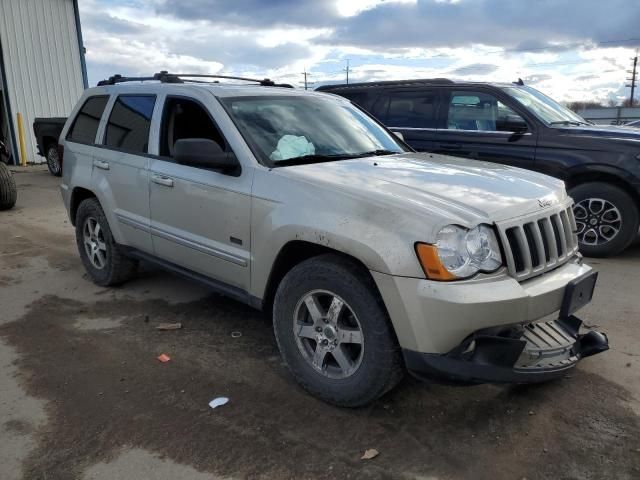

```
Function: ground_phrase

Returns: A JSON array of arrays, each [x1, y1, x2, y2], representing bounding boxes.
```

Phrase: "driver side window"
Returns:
[[446, 91, 527, 133], [159, 97, 226, 158]]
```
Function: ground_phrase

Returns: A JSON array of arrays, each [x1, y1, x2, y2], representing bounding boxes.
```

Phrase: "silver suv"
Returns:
[[59, 73, 608, 407]]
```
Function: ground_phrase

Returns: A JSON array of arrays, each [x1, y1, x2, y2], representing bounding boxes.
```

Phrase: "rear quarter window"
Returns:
[[66, 96, 109, 144]]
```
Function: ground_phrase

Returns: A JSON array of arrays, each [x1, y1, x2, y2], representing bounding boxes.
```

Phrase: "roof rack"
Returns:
[[316, 78, 455, 90], [97, 71, 293, 88]]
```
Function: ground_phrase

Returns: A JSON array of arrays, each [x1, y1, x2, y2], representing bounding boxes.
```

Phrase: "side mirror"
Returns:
[[393, 131, 404, 141], [504, 116, 528, 133], [174, 138, 238, 172]]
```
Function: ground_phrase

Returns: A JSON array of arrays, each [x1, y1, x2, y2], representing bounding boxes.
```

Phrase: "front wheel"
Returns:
[[273, 254, 404, 407], [570, 182, 639, 257], [45, 144, 62, 176]]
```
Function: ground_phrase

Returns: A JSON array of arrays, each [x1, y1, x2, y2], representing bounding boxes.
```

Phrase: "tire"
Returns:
[[0, 162, 17, 210], [569, 182, 639, 257], [45, 143, 62, 176], [75, 197, 138, 286], [273, 254, 404, 407]]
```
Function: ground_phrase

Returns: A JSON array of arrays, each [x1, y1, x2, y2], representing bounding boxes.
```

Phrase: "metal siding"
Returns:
[[0, 0, 85, 163]]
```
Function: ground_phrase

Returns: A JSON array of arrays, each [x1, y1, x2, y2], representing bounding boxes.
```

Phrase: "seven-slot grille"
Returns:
[[496, 204, 579, 281]]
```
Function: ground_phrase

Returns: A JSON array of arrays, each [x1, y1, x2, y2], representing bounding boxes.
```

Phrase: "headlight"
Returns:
[[416, 224, 502, 280]]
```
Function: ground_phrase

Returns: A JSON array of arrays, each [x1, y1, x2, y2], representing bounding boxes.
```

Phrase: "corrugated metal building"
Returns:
[[0, 0, 87, 164]]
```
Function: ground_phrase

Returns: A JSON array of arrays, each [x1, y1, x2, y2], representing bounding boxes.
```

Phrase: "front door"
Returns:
[[434, 89, 537, 170], [148, 95, 252, 292]]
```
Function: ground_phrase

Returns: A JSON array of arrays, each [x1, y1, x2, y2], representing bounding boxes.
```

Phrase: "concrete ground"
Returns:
[[1, 166, 639, 480]]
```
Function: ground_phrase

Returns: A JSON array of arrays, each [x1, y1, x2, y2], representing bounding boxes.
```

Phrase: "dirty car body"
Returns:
[[59, 77, 608, 405]]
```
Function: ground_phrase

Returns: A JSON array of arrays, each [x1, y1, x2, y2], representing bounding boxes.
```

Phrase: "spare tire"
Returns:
[[0, 162, 17, 210]]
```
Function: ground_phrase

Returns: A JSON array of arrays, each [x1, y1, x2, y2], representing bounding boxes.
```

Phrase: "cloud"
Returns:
[[78, 0, 640, 103], [448, 63, 498, 76]]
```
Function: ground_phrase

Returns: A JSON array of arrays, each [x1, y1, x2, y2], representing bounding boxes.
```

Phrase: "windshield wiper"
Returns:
[[272, 153, 357, 167], [350, 149, 399, 157], [273, 150, 399, 167], [549, 120, 587, 126]]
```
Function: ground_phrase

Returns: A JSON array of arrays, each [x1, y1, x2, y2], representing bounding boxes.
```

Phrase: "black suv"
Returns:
[[317, 79, 640, 257]]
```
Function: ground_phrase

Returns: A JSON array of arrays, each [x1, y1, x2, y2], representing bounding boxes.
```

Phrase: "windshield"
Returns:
[[502, 86, 589, 126], [220, 95, 406, 166]]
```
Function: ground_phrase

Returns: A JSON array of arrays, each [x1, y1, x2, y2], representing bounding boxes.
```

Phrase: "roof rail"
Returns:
[[316, 78, 455, 90], [97, 71, 293, 88]]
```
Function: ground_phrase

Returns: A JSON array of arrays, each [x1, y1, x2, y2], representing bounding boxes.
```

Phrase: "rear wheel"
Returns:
[[273, 254, 404, 407], [569, 182, 639, 257], [75, 198, 138, 286], [0, 162, 17, 210], [45, 144, 62, 176]]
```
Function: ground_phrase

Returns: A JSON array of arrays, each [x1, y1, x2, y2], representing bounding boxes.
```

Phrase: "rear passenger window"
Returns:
[[159, 97, 226, 158], [384, 90, 438, 128], [66, 96, 108, 144], [104, 95, 156, 153]]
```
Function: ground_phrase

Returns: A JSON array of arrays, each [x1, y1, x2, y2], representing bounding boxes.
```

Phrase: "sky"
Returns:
[[78, 0, 640, 105]]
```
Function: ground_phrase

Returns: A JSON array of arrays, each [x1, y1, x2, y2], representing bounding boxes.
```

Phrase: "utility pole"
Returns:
[[627, 52, 638, 107], [300, 69, 314, 90], [344, 59, 350, 84]]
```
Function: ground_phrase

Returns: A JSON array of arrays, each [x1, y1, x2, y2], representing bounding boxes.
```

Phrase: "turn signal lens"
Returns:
[[415, 243, 457, 281]]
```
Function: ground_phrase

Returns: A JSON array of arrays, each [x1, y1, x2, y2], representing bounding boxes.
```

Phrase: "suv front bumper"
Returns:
[[372, 257, 598, 354], [402, 316, 608, 384]]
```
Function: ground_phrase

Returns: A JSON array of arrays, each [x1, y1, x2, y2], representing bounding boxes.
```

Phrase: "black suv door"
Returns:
[[369, 88, 443, 152], [433, 88, 537, 170]]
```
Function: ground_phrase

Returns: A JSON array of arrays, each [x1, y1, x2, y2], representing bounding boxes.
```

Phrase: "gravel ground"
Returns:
[[1, 166, 639, 480]]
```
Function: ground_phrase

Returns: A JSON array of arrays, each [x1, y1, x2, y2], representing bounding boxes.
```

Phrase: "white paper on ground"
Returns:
[[208, 397, 229, 409], [270, 135, 315, 161]]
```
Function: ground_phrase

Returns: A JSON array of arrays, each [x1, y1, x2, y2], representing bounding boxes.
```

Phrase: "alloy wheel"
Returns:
[[83, 216, 107, 269], [293, 289, 364, 379], [574, 198, 622, 246]]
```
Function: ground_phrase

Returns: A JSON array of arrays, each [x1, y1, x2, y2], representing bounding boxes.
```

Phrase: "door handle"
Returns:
[[94, 160, 110, 170], [151, 174, 174, 187], [439, 143, 462, 150]]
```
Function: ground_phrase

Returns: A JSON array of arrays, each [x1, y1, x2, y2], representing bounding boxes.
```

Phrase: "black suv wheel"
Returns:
[[570, 182, 639, 257], [273, 254, 404, 407]]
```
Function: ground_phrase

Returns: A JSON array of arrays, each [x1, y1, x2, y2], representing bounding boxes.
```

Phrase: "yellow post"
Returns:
[[16, 112, 28, 166]]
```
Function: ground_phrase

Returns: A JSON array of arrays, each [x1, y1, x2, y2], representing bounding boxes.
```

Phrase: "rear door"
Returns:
[[370, 88, 442, 152], [92, 94, 156, 253], [148, 93, 251, 293], [434, 88, 537, 169]]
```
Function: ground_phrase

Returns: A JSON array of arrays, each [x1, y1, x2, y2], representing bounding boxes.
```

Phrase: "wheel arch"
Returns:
[[42, 136, 58, 152], [260, 240, 385, 317], [69, 186, 97, 226], [565, 168, 640, 210]]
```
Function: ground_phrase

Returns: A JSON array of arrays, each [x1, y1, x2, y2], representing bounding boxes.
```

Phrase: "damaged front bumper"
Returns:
[[403, 315, 609, 384]]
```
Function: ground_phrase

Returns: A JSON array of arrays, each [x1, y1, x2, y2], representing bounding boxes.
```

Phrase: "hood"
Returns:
[[550, 124, 640, 149], [277, 152, 567, 225]]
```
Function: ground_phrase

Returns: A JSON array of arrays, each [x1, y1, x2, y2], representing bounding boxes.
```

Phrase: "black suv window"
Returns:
[[159, 97, 226, 158], [446, 91, 527, 132], [379, 90, 439, 129], [66, 96, 109, 144], [104, 95, 156, 153]]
